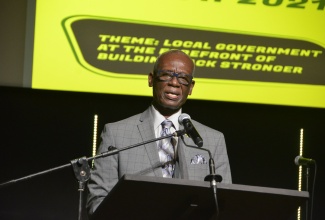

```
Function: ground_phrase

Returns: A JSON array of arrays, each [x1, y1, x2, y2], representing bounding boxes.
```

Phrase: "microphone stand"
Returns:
[[305, 164, 316, 220], [306, 167, 310, 220], [180, 136, 222, 220], [0, 129, 186, 220]]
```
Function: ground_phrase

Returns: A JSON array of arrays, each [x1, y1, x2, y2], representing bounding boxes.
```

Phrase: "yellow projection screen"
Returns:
[[29, 0, 325, 108]]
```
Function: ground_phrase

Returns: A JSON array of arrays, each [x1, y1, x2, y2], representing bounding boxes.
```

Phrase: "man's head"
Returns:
[[148, 50, 195, 117]]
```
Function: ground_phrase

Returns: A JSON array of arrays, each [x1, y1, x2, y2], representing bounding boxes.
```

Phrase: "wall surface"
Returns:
[[0, 0, 27, 87]]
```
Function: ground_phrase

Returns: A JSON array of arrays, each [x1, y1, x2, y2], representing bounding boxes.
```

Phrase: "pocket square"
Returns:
[[190, 154, 207, 164]]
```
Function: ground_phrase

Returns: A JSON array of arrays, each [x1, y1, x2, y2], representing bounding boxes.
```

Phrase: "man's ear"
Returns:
[[188, 80, 195, 95], [148, 72, 153, 87]]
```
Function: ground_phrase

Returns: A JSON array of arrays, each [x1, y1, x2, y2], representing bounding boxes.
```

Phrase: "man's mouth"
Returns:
[[165, 91, 180, 100]]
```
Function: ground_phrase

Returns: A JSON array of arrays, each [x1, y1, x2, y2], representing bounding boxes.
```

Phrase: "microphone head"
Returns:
[[294, 155, 315, 166], [294, 156, 301, 166], [178, 113, 191, 125]]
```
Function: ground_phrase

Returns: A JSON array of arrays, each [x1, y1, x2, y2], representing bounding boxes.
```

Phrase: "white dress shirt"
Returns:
[[149, 105, 181, 159]]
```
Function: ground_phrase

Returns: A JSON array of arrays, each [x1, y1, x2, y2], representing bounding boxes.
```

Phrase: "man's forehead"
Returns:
[[157, 53, 193, 69]]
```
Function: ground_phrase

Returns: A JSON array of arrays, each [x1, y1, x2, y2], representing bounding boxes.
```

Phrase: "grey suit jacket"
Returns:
[[87, 107, 232, 215]]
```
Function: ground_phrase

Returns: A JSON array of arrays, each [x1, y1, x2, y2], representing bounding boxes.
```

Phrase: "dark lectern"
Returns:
[[91, 174, 308, 220]]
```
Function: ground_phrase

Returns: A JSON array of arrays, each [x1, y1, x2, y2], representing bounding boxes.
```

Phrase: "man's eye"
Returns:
[[162, 72, 172, 77], [178, 77, 189, 82]]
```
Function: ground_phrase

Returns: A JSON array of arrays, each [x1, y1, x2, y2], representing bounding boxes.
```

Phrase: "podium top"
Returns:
[[92, 174, 309, 220]]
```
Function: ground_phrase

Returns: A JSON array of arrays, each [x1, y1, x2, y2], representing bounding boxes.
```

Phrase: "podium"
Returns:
[[92, 174, 309, 220]]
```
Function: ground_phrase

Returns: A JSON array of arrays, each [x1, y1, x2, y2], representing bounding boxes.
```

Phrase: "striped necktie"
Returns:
[[158, 120, 175, 178]]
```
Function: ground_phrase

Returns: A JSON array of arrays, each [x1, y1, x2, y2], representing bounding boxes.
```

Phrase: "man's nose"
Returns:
[[168, 76, 181, 86]]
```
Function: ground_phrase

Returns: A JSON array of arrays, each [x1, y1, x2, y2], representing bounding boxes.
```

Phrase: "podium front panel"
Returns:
[[92, 174, 309, 220]]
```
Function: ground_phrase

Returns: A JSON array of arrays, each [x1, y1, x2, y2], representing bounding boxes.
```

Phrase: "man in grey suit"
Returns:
[[86, 49, 232, 215]]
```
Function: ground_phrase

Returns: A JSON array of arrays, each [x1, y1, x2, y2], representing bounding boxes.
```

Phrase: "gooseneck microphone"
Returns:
[[178, 113, 221, 219], [178, 113, 203, 147], [294, 156, 315, 166], [294, 155, 317, 220]]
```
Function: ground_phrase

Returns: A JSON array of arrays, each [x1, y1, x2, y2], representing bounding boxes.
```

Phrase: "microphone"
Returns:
[[294, 156, 315, 166], [177, 114, 221, 218], [178, 113, 203, 147]]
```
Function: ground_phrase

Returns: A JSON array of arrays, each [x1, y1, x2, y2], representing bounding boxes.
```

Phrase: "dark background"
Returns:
[[1, 87, 324, 220], [0, 1, 324, 219]]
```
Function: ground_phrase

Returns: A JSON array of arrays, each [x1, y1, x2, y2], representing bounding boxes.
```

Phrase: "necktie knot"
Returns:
[[161, 120, 173, 137], [162, 120, 173, 130]]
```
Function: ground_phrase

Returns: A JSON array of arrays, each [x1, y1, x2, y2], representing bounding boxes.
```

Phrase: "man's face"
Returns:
[[148, 52, 195, 115]]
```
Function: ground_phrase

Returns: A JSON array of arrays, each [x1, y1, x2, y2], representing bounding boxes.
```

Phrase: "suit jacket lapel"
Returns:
[[137, 108, 163, 177]]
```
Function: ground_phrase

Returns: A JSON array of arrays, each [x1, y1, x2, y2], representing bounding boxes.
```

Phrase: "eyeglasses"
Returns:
[[155, 70, 193, 86]]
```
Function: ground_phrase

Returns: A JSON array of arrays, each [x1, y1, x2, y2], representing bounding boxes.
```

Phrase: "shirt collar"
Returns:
[[150, 105, 181, 130]]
